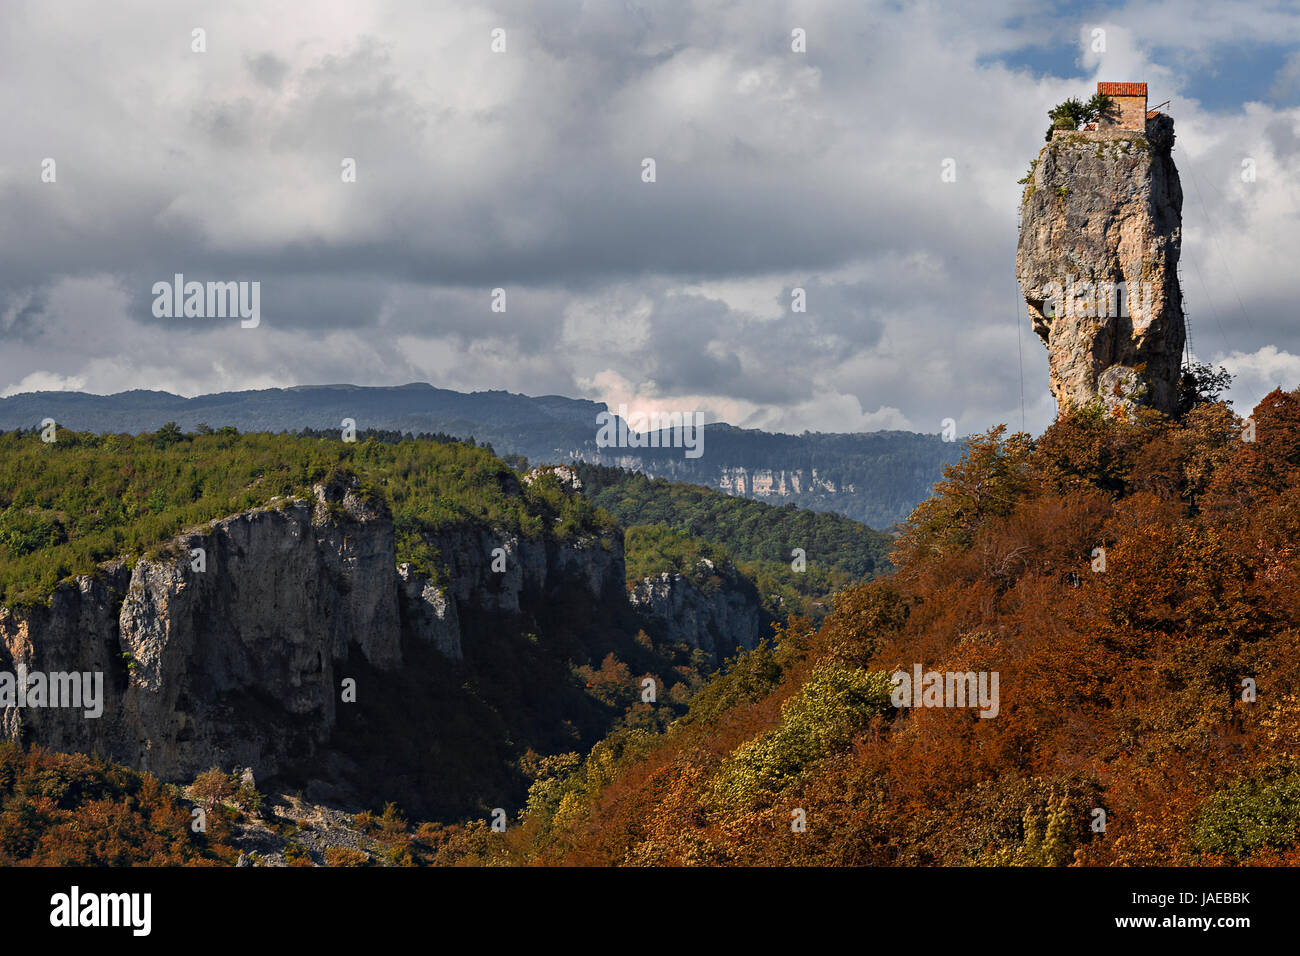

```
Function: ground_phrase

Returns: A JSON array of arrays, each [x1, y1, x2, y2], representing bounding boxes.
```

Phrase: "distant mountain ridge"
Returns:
[[0, 383, 964, 527]]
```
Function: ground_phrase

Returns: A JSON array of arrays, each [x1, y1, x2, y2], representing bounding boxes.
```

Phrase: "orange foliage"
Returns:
[[498, 392, 1300, 866], [0, 743, 236, 865]]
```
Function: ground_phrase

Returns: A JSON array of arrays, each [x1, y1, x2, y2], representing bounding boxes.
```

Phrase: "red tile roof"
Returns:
[[1098, 82, 1147, 97]]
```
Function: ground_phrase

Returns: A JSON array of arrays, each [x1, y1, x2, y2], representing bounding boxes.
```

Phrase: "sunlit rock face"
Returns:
[[1018, 112, 1184, 415]]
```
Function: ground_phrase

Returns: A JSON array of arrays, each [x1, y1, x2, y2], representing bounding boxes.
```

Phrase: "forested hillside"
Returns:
[[0, 385, 963, 527], [11, 387, 1296, 866], [577, 463, 893, 619], [424, 389, 1300, 866], [0, 426, 611, 607], [0, 744, 239, 866], [0, 423, 884, 856]]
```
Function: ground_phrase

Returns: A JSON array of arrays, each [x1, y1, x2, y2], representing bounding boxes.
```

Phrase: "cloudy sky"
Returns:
[[1, 0, 1298, 436]]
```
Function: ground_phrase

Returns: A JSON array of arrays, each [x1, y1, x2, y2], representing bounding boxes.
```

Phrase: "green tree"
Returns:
[[1044, 93, 1114, 141], [153, 422, 185, 448], [1177, 361, 1234, 415]]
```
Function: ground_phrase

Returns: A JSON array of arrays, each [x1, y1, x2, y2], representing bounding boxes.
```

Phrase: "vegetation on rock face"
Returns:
[[424, 388, 1300, 866], [0, 385, 967, 530], [0, 426, 612, 606], [577, 463, 891, 576], [0, 422, 884, 618], [577, 463, 892, 618], [624, 524, 733, 588], [0, 424, 892, 829], [1045, 92, 1114, 141]]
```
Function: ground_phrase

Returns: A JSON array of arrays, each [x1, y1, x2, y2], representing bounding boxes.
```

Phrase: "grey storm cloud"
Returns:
[[245, 52, 291, 91], [0, 0, 1298, 435]]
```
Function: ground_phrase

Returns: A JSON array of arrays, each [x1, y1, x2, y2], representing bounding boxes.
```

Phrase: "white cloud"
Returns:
[[1, 371, 86, 399], [0, 0, 1298, 435], [1218, 345, 1300, 410]]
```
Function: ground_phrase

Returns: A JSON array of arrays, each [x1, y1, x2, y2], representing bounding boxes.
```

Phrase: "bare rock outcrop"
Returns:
[[1, 482, 402, 781], [628, 559, 771, 664], [0, 481, 628, 787], [396, 564, 462, 659], [1017, 113, 1185, 413]]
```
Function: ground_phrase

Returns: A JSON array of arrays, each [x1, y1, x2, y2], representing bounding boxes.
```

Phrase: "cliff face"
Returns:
[[583, 454, 939, 529], [628, 559, 771, 664], [1017, 115, 1185, 413], [0, 566, 129, 757], [597, 456, 859, 497], [714, 466, 854, 496], [0, 480, 629, 788]]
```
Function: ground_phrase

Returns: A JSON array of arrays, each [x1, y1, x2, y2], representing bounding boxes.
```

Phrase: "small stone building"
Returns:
[[1097, 81, 1148, 131]]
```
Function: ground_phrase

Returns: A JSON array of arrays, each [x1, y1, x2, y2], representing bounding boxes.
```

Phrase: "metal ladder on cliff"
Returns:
[[1012, 207, 1027, 432], [1178, 262, 1195, 364]]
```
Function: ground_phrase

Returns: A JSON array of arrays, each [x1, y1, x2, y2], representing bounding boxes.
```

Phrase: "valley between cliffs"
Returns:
[[0, 477, 768, 818]]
